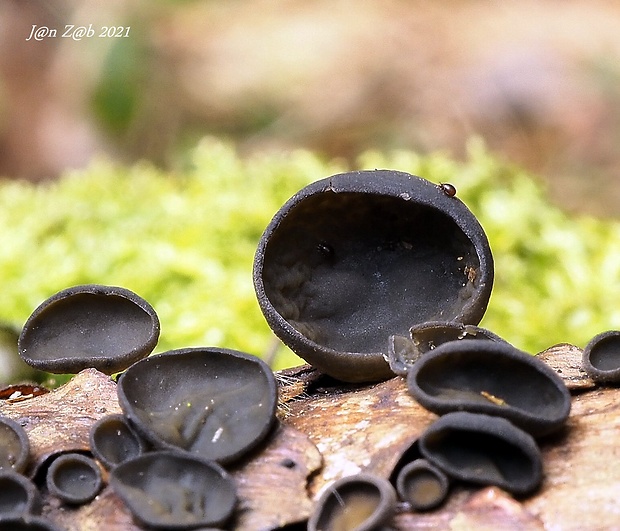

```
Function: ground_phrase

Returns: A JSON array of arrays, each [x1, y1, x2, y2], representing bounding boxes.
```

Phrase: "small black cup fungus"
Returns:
[[395, 458, 450, 512], [254, 170, 494, 383], [582, 330, 620, 383], [89, 414, 148, 470], [419, 412, 543, 497], [109, 451, 236, 530], [18, 284, 160, 374], [387, 321, 504, 375], [117, 347, 278, 464], [0, 416, 30, 474], [0, 472, 40, 515], [407, 339, 571, 437], [45, 453, 103, 505], [0, 514, 61, 531], [308, 473, 397, 531]]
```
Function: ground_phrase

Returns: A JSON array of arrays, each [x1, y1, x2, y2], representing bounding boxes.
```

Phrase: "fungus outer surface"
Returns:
[[407, 339, 571, 436], [109, 451, 236, 530], [396, 459, 449, 511], [0, 471, 40, 515], [254, 170, 494, 383], [18, 285, 160, 374], [117, 347, 278, 464], [308, 473, 397, 531], [419, 412, 543, 497], [583, 330, 620, 382], [89, 414, 147, 470], [46, 453, 103, 505], [0, 416, 30, 474]]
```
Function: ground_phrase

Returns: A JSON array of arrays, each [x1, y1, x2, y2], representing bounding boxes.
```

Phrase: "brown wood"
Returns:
[[1, 343, 618, 530]]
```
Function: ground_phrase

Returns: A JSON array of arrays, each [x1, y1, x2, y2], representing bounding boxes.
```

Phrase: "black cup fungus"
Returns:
[[582, 330, 620, 383], [0, 471, 40, 515], [387, 321, 504, 375], [407, 339, 571, 437], [89, 414, 148, 470], [0, 416, 30, 474], [109, 451, 236, 530], [395, 458, 450, 512], [45, 453, 103, 505], [254, 170, 494, 383], [308, 473, 397, 531], [419, 412, 543, 497], [18, 285, 160, 374], [0, 514, 61, 531], [117, 347, 278, 464]]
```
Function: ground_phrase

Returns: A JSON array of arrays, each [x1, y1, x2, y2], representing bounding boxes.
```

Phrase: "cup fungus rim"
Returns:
[[582, 330, 620, 382], [0, 470, 41, 515], [45, 452, 103, 505], [116, 347, 278, 464], [407, 338, 571, 436], [253, 169, 494, 383], [18, 284, 160, 375], [0, 416, 30, 475], [89, 413, 148, 470]]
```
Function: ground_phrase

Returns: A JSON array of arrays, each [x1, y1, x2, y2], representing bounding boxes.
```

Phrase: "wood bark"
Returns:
[[0, 344, 616, 530]]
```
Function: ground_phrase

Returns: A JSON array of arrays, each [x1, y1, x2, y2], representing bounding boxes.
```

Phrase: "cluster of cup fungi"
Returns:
[[0, 169, 618, 530]]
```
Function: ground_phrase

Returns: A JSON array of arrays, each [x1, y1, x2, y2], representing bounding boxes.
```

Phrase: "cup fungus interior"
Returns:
[[18, 285, 160, 374], [109, 451, 236, 530], [310, 474, 396, 531], [46, 453, 102, 505], [0, 417, 30, 474], [408, 340, 570, 436], [396, 459, 449, 511], [89, 414, 146, 470], [0, 472, 35, 514], [584, 331, 620, 374], [420, 413, 542, 496], [262, 193, 481, 355], [117, 348, 278, 464]]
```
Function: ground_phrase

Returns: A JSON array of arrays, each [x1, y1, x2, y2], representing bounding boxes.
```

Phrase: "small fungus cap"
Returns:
[[18, 285, 160, 374], [407, 339, 571, 437], [254, 170, 494, 383], [419, 411, 543, 497], [0, 471, 41, 515], [89, 414, 147, 470], [387, 320, 504, 376], [0, 416, 30, 474], [395, 459, 450, 512], [46, 453, 103, 505], [308, 473, 397, 531], [582, 330, 620, 383], [117, 347, 278, 464], [109, 451, 237, 530]]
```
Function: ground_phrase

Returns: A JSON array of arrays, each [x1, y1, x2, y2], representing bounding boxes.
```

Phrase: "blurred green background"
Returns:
[[1, 1, 619, 385]]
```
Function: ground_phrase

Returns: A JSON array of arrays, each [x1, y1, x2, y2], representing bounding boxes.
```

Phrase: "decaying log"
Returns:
[[1, 343, 619, 530]]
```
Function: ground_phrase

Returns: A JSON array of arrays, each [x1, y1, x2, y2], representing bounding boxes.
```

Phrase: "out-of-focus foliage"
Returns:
[[0, 138, 619, 383]]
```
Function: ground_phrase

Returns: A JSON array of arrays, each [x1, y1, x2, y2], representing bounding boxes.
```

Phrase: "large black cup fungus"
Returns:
[[407, 339, 571, 437], [582, 330, 620, 383], [0, 471, 41, 515], [419, 412, 543, 497], [89, 414, 148, 470], [308, 473, 397, 531], [387, 321, 504, 376], [109, 451, 236, 530], [395, 458, 450, 512], [18, 285, 160, 374], [254, 170, 494, 383], [0, 514, 61, 531], [117, 347, 278, 464], [45, 453, 103, 505], [0, 416, 30, 474]]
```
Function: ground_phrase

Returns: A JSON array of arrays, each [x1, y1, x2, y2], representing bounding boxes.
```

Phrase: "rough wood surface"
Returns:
[[1, 344, 619, 530]]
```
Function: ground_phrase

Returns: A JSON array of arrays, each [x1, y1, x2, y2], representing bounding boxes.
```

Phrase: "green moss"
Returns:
[[1, 137, 618, 380]]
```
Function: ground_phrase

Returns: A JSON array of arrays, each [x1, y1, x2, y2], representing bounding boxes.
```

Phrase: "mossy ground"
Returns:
[[1, 138, 619, 383]]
